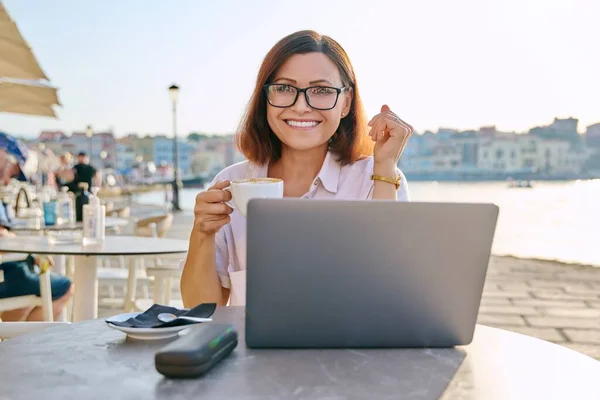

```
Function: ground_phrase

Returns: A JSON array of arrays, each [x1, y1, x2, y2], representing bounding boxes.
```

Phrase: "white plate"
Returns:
[[105, 312, 198, 340]]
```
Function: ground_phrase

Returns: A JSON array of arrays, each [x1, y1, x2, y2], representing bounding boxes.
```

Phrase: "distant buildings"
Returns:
[[27, 115, 600, 182], [38, 129, 117, 169], [188, 134, 245, 177], [125, 135, 192, 174], [529, 117, 581, 144], [115, 140, 136, 172], [582, 123, 600, 174], [37, 130, 75, 156], [585, 123, 600, 148], [477, 135, 585, 175], [69, 131, 117, 169], [36, 131, 193, 180], [399, 118, 596, 179]]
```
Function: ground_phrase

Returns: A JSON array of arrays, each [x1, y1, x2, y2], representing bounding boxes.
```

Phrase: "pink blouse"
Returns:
[[202, 151, 410, 305]]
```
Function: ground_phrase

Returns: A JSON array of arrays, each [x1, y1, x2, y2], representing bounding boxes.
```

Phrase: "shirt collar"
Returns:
[[315, 151, 341, 193], [249, 151, 342, 194]]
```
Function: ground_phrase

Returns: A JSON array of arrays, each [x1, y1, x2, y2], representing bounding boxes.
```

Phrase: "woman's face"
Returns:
[[266, 52, 352, 152]]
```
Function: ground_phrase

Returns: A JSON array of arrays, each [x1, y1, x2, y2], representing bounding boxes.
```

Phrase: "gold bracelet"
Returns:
[[371, 174, 401, 190]]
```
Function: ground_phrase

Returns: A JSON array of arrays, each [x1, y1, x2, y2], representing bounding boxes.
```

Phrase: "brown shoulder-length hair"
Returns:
[[237, 30, 373, 166]]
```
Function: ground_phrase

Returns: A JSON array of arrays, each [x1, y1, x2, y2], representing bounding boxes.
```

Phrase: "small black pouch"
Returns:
[[107, 303, 216, 329], [155, 324, 238, 379]]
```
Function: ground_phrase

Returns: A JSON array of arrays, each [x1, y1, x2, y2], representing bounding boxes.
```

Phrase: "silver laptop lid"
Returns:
[[246, 199, 499, 348]]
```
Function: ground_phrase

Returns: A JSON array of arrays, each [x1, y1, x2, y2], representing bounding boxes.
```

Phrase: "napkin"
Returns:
[[107, 303, 216, 329]]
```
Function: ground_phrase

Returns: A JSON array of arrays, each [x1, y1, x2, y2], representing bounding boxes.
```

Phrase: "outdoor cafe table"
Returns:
[[0, 235, 188, 322], [6, 215, 130, 319], [0, 307, 598, 400], [8, 216, 129, 232]]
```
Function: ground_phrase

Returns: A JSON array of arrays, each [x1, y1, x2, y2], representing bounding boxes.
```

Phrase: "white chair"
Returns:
[[0, 264, 53, 322], [131, 214, 183, 310], [125, 214, 178, 310], [98, 214, 176, 312], [0, 263, 57, 339], [134, 265, 183, 311], [1, 254, 71, 322], [134, 213, 173, 239], [105, 205, 130, 218]]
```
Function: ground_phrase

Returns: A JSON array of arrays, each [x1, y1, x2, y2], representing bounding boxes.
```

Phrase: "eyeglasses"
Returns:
[[263, 84, 349, 111]]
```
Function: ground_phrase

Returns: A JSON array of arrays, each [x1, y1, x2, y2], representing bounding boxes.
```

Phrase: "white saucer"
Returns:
[[105, 312, 198, 340]]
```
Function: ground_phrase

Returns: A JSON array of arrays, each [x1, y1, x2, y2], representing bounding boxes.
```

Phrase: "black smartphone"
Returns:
[[155, 324, 238, 379]]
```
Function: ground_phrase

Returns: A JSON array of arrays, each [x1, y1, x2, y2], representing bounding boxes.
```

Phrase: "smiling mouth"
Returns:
[[285, 120, 321, 128]]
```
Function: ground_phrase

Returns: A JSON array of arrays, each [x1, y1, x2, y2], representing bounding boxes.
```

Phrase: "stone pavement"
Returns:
[[100, 210, 600, 360], [479, 256, 600, 360]]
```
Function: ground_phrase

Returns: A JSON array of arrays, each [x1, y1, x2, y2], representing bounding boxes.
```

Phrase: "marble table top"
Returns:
[[0, 306, 598, 399]]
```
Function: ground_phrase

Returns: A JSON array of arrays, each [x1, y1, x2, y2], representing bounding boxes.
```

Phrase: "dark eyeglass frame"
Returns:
[[263, 83, 350, 111]]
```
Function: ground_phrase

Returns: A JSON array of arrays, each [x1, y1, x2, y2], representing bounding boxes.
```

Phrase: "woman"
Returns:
[[181, 30, 413, 307]]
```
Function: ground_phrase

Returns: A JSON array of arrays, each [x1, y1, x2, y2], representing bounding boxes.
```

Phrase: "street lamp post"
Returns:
[[168, 84, 181, 211], [86, 125, 93, 161]]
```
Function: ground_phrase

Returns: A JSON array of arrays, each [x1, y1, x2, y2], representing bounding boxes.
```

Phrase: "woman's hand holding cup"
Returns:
[[193, 180, 234, 236]]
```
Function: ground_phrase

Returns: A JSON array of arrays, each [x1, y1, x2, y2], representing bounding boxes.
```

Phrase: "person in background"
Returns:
[[0, 133, 74, 321], [54, 152, 75, 190], [71, 151, 101, 191], [181, 30, 413, 307]]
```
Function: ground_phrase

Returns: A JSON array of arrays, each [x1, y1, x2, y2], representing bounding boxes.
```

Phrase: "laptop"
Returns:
[[245, 199, 499, 349]]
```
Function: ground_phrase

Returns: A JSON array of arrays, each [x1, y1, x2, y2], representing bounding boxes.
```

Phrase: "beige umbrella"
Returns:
[[0, 79, 59, 117], [0, 100, 56, 117], [0, 2, 60, 117], [0, 2, 48, 81]]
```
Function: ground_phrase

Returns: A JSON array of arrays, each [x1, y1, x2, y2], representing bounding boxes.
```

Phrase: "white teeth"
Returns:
[[286, 120, 319, 128]]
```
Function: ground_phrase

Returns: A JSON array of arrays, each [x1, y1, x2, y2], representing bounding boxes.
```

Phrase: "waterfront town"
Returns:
[[2, 1, 600, 395], [17, 116, 600, 185]]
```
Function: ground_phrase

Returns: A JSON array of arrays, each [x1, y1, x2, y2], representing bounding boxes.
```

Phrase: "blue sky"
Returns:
[[2, 0, 598, 138]]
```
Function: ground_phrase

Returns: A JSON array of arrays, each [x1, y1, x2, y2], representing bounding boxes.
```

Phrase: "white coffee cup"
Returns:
[[226, 178, 284, 217]]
